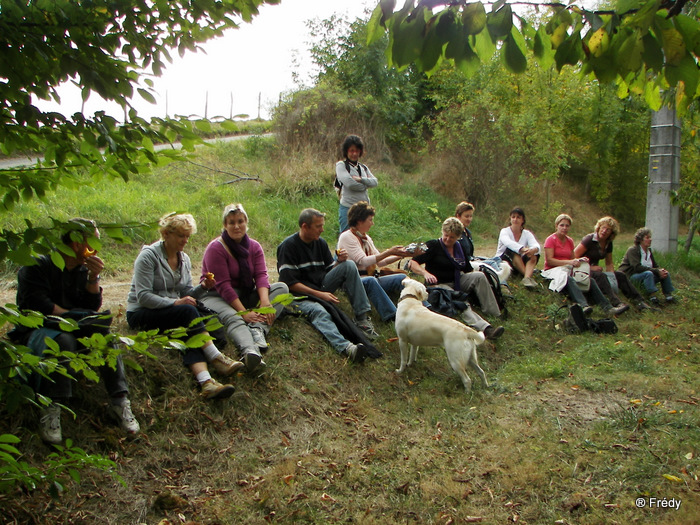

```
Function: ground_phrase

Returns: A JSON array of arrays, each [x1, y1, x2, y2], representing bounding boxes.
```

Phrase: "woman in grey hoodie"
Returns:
[[126, 213, 243, 400]]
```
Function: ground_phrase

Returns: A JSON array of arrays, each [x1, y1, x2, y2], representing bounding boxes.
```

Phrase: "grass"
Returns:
[[1, 138, 699, 524]]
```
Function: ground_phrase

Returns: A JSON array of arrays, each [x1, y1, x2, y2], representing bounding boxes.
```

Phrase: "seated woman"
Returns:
[[542, 214, 629, 316], [337, 201, 409, 323], [618, 227, 675, 305], [126, 213, 243, 400], [200, 203, 289, 373], [574, 216, 650, 311], [495, 207, 540, 290], [455, 201, 511, 287], [409, 217, 504, 339]]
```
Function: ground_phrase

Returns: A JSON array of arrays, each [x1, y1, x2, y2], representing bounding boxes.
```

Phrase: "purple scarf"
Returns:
[[440, 239, 467, 290], [221, 230, 253, 291]]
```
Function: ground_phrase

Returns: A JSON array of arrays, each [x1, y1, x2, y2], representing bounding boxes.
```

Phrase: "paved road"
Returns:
[[0, 133, 268, 170]]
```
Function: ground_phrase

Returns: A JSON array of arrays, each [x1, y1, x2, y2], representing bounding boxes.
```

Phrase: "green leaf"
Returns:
[[554, 33, 583, 71], [472, 28, 497, 63], [674, 14, 700, 56], [50, 250, 66, 271], [392, 8, 426, 68], [0, 434, 21, 444], [462, 2, 487, 35], [185, 332, 213, 349], [644, 79, 663, 110], [503, 31, 527, 74], [533, 26, 555, 70], [137, 88, 156, 104], [487, 4, 513, 40], [194, 119, 212, 133], [642, 32, 664, 71]]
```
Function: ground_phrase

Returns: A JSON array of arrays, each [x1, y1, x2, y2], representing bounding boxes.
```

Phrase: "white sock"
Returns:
[[202, 343, 221, 362], [195, 371, 212, 384]]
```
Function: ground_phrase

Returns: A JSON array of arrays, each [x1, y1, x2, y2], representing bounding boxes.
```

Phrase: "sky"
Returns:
[[37, 0, 376, 121]]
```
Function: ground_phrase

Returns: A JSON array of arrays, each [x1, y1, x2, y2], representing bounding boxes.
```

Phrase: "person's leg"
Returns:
[[592, 270, 623, 306], [563, 276, 590, 307], [509, 253, 526, 276], [523, 255, 538, 279], [38, 332, 78, 401], [658, 273, 676, 295], [361, 276, 397, 322], [585, 279, 614, 310], [631, 270, 657, 294], [322, 260, 371, 317], [200, 292, 258, 357], [338, 205, 349, 233], [614, 271, 645, 304], [294, 300, 350, 354], [256, 282, 290, 335], [459, 272, 500, 317], [459, 306, 490, 332]]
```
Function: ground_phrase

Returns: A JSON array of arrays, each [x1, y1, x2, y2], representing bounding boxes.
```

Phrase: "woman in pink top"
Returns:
[[199, 203, 289, 373], [543, 214, 628, 316]]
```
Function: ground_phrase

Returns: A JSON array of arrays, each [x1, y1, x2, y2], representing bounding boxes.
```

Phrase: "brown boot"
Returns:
[[211, 354, 245, 376], [200, 379, 235, 400]]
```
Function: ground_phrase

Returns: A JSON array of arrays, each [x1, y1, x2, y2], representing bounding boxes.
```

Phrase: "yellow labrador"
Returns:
[[395, 278, 488, 393]]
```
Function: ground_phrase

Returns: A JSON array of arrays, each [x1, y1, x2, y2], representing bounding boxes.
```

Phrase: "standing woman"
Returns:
[[574, 216, 650, 311], [495, 207, 541, 289], [127, 213, 243, 400], [200, 203, 289, 373], [335, 134, 378, 233], [618, 227, 676, 305]]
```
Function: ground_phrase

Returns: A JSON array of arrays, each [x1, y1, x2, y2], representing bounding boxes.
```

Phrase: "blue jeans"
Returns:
[[631, 270, 675, 295], [338, 205, 349, 233], [322, 260, 371, 317], [361, 273, 404, 321], [292, 300, 350, 354]]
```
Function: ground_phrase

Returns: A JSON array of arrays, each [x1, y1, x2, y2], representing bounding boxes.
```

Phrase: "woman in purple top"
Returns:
[[200, 203, 289, 373]]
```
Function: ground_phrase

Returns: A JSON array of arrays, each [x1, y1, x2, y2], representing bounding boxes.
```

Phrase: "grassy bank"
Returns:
[[1, 137, 698, 524]]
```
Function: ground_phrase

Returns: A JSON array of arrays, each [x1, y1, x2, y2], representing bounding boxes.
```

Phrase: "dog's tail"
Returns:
[[467, 329, 486, 345]]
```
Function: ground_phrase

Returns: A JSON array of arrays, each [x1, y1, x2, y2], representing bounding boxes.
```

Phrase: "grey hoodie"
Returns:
[[126, 240, 206, 312]]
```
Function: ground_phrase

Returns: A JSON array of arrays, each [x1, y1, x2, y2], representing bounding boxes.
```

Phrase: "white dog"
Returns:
[[395, 277, 488, 393]]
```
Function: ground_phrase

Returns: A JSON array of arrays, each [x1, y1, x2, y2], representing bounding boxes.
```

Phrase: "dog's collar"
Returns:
[[399, 293, 422, 303]]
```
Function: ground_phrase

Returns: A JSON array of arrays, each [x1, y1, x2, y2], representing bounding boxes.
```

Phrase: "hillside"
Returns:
[[0, 139, 698, 524]]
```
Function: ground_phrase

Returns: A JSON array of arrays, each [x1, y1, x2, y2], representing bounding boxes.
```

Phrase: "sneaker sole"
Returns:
[[244, 354, 263, 372], [202, 385, 235, 400]]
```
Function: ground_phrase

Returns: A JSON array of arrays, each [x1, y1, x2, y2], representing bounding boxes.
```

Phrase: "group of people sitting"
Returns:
[[10, 200, 676, 444], [9, 134, 676, 445]]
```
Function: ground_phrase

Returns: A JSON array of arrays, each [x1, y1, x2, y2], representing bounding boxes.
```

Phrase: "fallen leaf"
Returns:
[[686, 452, 694, 460], [282, 475, 294, 485], [321, 493, 337, 502], [668, 410, 677, 414], [386, 337, 398, 342], [630, 399, 642, 404], [663, 474, 683, 482], [571, 385, 579, 391]]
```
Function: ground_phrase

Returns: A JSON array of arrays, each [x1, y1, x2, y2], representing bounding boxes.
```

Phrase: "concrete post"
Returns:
[[646, 106, 681, 253]]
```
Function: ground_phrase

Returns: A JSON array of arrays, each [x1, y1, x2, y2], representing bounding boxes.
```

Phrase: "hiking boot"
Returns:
[[250, 326, 269, 352], [665, 295, 676, 304], [649, 295, 660, 306], [607, 303, 630, 316], [522, 277, 538, 290], [39, 404, 62, 444], [211, 354, 245, 376], [484, 325, 505, 340], [345, 343, 367, 363], [110, 398, 140, 435], [355, 317, 379, 340], [200, 379, 235, 400], [582, 306, 594, 316], [636, 301, 651, 311], [243, 352, 265, 373]]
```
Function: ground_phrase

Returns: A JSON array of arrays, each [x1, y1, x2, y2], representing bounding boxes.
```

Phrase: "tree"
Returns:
[[0, 0, 276, 494], [368, 0, 700, 112], [1, 0, 278, 261]]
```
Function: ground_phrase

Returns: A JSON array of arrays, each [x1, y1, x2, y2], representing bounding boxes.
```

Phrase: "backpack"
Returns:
[[556, 304, 618, 334], [469, 264, 509, 319]]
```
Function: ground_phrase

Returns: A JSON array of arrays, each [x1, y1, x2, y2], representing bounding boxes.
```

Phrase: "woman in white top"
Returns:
[[495, 207, 541, 290], [337, 201, 408, 322]]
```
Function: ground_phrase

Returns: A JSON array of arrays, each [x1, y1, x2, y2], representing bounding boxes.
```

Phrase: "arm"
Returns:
[[288, 281, 340, 304], [498, 227, 525, 254], [131, 249, 180, 309], [337, 231, 376, 270], [603, 252, 614, 272], [203, 241, 241, 305], [408, 259, 438, 285]]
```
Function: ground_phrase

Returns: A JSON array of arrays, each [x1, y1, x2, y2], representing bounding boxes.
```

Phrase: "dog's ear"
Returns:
[[401, 277, 410, 288]]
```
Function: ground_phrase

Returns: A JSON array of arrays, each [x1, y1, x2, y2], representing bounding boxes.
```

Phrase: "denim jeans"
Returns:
[[631, 270, 675, 295], [361, 273, 404, 321], [293, 300, 350, 353], [338, 205, 349, 233], [199, 282, 289, 358], [322, 260, 371, 318]]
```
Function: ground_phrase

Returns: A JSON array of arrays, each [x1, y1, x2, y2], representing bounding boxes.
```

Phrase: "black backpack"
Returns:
[[557, 304, 618, 334], [469, 263, 508, 319]]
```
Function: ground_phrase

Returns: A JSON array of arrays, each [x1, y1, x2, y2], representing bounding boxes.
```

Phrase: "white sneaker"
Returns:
[[250, 327, 269, 352], [111, 398, 140, 435], [39, 404, 62, 444]]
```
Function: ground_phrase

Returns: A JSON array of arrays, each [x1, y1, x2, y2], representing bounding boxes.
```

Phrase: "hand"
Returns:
[[571, 259, 581, 268], [316, 291, 340, 304], [85, 255, 104, 279], [526, 247, 538, 257], [241, 311, 264, 324], [174, 296, 197, 307], [423, 272, 438, 285], [659, 268, 669, 278], [259, 303, 275, 325], [336, 248, 348, 262], [390, 245, 410, 257], [590, 264, 603, 272], [201, 273, 216, 289]]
